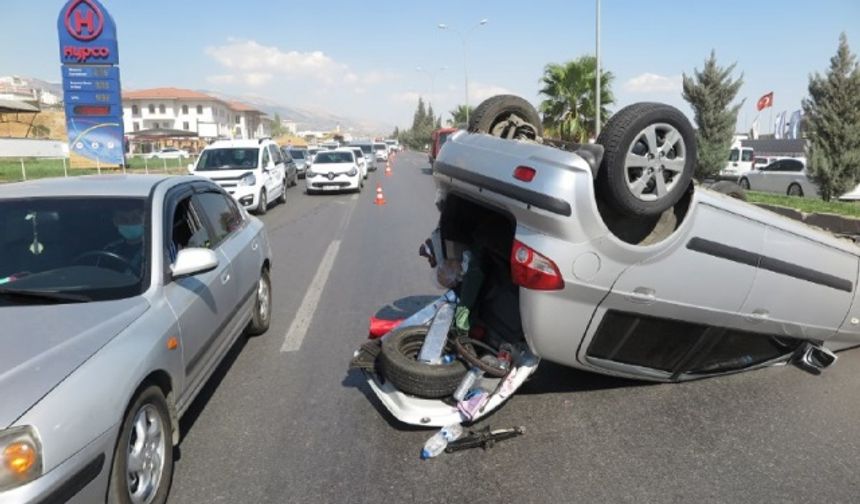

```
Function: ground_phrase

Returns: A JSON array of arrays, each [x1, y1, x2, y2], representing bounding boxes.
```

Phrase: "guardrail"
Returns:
[[0, 155, 190, 183]]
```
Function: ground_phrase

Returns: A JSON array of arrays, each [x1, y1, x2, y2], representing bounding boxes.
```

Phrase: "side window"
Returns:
[[785, 160, 804, 172], [195, 192, 242, 247], [261, 147, 270, 169], [728, 149, 739, 162], [741, 150, 754, 162], [269, 145, 282, 164], [762, 161, 781, 172], [168, 196, 210, 263]]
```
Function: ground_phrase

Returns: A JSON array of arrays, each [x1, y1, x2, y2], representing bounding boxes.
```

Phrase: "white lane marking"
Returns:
[[281, 202, 356, 352], [281, 240, 341, 352], [351, 193, 359, 201]]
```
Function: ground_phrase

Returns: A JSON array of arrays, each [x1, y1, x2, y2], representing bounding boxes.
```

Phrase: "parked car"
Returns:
[[288, 147, 311, 178], [321, 141, 340, 150], [385, 139, 401, 153], [373, 142, 389, 162], [279, 147, 300, 187], [429, 127, 457, 165], [352, 94, 849, 427], [147, 148, 190, 160], [305, 149, 364, 194], [349, 142, 378, 171], [719, 144, 755, 178], [0, 175, 273, 502], [347, 146, 369, 179], [739, 158, 813, 196], [189, 139, 287, 215]]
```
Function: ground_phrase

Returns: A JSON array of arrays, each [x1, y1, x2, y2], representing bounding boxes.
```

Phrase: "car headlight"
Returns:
[[0, 426, 42, 491], [347, 167, 358, 177], [306, 168, 319, 178], [239, 172, 256, 187]]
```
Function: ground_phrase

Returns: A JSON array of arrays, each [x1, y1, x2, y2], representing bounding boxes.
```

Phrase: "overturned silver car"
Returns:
[[351, 95, 854, 427]]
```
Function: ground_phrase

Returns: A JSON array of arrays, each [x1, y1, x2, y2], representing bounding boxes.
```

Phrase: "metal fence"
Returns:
[[0, 155, 190, 183]]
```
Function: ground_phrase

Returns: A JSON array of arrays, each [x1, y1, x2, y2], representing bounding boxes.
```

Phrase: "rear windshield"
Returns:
[[439, 132, 452, 145], [374, 144, 387, 151], [196, 148, 259, 171], [289, 150, 306, 159], [315, 151, 354, 164], [353, 144, 373, 154]]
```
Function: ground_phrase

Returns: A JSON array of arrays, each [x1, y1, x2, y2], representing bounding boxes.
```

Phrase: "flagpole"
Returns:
[[769, 109, 773, 136]]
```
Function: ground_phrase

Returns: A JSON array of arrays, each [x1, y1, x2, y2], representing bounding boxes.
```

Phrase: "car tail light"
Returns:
[[513, 166, 536, 182], [510, 240, 564, 290]]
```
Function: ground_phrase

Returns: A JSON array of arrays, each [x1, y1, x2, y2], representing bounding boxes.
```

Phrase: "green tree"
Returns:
[[681, 51, 744, 179], [391, 126, 400, 139], [803, 33, 860, 200], [271, 112, 285, 137], [448, 105, 473, 126], [411, 97, 427, 132], [538, 55, 614, 143]]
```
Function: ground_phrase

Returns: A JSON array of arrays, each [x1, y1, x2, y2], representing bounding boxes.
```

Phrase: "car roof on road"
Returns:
[[0, 174, 189, 199], [206, 139, 269, 149]]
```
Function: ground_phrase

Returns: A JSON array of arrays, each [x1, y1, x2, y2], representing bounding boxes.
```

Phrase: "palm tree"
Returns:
[[447, 105, 474, 127], [539, 56, 614, 142]]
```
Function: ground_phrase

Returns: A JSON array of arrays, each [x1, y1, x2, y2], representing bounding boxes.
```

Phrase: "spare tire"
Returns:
[[379, 326, 468, 399], [468, 95, 542, 140], [596, 103, 696, 217]]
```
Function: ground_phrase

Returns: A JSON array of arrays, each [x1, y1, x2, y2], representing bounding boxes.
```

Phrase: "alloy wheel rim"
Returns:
[[126, 404, 166, 504], [623, 123, 686, 202], [257, 276, 270, 323]]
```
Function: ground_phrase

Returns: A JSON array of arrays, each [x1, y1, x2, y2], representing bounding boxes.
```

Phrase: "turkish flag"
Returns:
[[757, 92, 774, 111]]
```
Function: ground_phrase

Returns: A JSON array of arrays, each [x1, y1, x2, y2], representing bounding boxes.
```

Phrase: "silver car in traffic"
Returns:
[[0, 175, 273, 503]]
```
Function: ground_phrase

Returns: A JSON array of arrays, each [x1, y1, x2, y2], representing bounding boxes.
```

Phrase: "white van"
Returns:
[[190, 139, 287, 215], [720, 143, 755, 178]]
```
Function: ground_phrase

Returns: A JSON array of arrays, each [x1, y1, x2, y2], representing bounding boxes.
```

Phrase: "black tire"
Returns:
[[788, 183, 804, 197], [108, 386, 173, 504], [246, 268, 272, 335], [708, 180, 748, 201], [277, 180, 287, 204], [256, 189, 268, 215], [596, 102, 696, 217], [739, 177, 751, 190], [379, 326, 468, 399], [468, 94, 543, 140]]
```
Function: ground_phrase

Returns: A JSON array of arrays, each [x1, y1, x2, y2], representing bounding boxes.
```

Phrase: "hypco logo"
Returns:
[[64, 0, 105, 42], [63, 46, 110, 62], [327, 172, 335, 180]]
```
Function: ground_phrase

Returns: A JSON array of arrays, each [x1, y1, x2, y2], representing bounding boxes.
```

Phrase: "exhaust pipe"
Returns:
[[792, 342, 837, 376]]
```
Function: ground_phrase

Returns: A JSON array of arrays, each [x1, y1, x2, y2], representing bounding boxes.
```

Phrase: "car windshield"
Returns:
[[196, 148, 259, 171], [0, 197, 149, 305], [289, 150, 306, 159], [374, 144, 386, 151], [315, 152, 353, 163], [354, 144, 372, 154]]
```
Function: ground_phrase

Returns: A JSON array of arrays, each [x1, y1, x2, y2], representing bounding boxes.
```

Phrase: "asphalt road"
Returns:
[[167, 151, 860, 504]]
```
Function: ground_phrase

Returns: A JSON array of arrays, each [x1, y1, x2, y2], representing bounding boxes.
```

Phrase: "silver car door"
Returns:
[[162, 189, 234, 385], [269, 145, 286, 195]]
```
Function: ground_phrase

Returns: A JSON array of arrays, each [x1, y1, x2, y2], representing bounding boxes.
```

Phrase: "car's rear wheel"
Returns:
[[256, 189, 268, 215], [247, 268, 272, 335], [379, 325, 468, 399], [739, 177, 751, 190], [596, 103, 696, 217], [277, 180, 287, 204], [468, 94, 543, 140], [108, 386, 173, 504], [788, 183, 804, 197]]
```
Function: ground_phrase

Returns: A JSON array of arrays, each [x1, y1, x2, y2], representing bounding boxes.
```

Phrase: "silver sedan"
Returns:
[[0, 175, 273, 503]]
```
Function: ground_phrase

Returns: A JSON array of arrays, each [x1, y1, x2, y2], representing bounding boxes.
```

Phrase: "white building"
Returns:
[[122, 88, 270, 140]]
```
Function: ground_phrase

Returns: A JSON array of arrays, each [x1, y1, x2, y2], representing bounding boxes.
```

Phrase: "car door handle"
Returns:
[[627, 287, 656, 304], [221, 271, 231, 284], [745, 309, 769, 323]]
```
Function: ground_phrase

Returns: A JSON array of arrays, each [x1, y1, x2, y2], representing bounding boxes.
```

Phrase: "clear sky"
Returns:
[[2, 0, 858, 132]]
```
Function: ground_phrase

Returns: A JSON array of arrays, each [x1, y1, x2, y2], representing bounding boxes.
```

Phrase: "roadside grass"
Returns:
[[0, 157, 189, 183], [746, 191, 860, 218]]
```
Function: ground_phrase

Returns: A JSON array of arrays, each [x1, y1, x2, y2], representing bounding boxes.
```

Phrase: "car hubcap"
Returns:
[[624, 123, 686, 202], [126, 404, 165, 504], [257, 276, 270, 323]]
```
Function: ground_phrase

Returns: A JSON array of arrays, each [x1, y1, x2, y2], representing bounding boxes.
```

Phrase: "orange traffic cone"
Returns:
[[374, 184, 386, 205], [385, 161, 392, 176]]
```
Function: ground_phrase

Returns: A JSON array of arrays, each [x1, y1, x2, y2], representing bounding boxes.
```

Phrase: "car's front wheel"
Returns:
[[256, 189, 268, 215], [108, 386, 173, 504], [247, 268, 272, 335], [788, 183, 804, 197], [739, 177, 751, 190]]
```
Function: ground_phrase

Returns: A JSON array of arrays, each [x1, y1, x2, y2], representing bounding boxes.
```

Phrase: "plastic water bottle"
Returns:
[[420, 424, 463, 460], [453, 367, 483, 402]]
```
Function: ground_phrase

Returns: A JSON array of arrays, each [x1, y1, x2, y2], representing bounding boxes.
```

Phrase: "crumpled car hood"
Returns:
[[0, 297, 149, 428]]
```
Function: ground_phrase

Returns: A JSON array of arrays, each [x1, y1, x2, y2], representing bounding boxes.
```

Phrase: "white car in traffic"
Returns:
[[347, 146, 369, 179], [306, 149, 364, 194], [190, 139, 288, 215], [147, 147, 190, 160], [373, 142, 389, 162]]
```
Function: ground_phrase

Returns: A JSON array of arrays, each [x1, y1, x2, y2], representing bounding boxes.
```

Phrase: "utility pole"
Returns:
[[438, 19, 488, 124]]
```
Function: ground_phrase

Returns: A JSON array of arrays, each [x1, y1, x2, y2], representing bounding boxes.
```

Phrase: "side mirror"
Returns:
[[791, 342, 837, 375], [171, 248, 218, 278]]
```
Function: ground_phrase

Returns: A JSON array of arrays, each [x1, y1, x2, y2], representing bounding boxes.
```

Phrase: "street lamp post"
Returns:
[[438, 18, 488, 124], [415, 66, 446, 104]]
